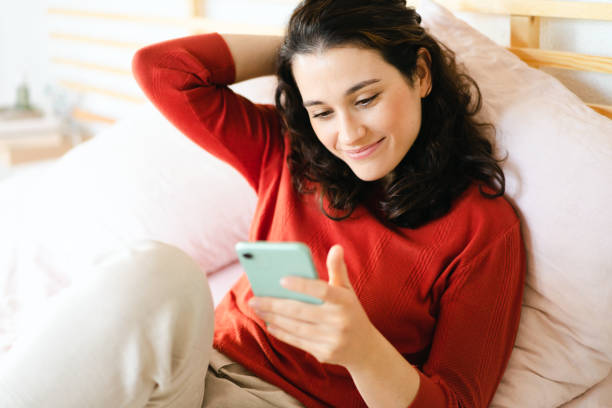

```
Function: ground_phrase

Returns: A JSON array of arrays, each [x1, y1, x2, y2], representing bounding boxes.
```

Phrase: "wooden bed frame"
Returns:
[[46, 0, 612, 128]]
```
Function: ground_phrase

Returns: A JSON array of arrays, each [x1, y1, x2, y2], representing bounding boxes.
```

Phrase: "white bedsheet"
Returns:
[[1, 162, 57, 362]]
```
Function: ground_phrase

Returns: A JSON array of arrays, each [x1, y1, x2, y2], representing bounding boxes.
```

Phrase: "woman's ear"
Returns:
[[416, 48, 432, 98]]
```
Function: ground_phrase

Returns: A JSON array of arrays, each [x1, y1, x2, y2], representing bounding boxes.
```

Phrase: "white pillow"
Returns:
[[23, 101, 258, 278], [0, 77, 285, 361], [0, 99, 262, 358], [419, 1, 612, 406]]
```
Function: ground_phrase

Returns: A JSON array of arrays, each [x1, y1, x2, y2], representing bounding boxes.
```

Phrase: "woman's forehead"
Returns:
[[292, 46, 394, 99], [292, 46, 387, 75]]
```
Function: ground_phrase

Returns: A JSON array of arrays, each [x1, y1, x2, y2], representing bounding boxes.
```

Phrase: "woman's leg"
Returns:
[[0, 240, 214, 408]]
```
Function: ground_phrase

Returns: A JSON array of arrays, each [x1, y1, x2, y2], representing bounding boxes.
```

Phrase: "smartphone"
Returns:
[[235, 241, 323, 304]]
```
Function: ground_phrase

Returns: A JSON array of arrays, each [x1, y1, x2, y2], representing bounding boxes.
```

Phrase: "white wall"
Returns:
[[0, 0, 50, 109], [0, 0, 196, 123]]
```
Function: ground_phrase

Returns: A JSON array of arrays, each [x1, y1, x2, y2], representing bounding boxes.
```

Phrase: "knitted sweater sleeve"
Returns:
[[409, 221, 526, 407], [131, 32, 282, 192]]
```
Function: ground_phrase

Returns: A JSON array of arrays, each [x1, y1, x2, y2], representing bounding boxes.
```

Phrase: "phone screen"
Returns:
[[236, 241, 322, 304]]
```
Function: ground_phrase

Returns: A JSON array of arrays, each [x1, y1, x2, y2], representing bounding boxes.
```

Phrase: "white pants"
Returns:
[[0, 240, 215, 407]]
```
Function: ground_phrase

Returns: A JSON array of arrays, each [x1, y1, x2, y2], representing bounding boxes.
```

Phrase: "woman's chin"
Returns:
[[350, 167, 391, 182]]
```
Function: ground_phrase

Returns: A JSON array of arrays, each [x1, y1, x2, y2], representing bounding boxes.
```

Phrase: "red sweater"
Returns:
[[133, 33, 526, 408]]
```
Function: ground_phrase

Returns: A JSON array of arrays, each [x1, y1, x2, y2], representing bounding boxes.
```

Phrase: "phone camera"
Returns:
[[243, 253, 253, 259]]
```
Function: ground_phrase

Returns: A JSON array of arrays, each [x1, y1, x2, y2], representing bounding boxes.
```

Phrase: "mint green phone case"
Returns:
[[235, 241, 323, 304]]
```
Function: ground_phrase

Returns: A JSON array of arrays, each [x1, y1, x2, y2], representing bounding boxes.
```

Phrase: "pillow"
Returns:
[[0, 76, 284, 361], [22, 101, 260, 277], [0, 96, 266, 359], [418, 1, 612, 406]]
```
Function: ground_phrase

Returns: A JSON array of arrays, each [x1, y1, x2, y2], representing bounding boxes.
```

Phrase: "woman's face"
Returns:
[[292, 45, 431, 181]]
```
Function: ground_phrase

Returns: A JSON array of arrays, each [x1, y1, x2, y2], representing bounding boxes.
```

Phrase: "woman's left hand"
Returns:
[[248, 244, 378, 369]]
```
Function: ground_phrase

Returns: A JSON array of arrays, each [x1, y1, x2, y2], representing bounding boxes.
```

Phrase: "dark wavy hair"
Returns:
[[274, 0, 505, 229]]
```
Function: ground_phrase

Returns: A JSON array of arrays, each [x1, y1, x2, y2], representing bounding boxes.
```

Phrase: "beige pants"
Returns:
[[203, 348, 303, 408], [0, 240, 302, 408]]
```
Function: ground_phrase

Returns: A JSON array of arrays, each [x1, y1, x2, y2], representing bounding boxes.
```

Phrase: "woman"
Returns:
[[0, 0, 525, 407]]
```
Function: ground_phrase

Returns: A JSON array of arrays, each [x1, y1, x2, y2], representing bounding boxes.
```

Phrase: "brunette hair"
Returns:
[[274, 0, 505, 228]]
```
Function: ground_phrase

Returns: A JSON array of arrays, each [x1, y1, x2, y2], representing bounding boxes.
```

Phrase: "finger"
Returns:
[[326, 245, 352, 289], [280, 276, 330, 300], [250, 296, 336, 323], [258, 311, 336, 342], [266, 322, 334, 361], [278, 276, 351, 306]]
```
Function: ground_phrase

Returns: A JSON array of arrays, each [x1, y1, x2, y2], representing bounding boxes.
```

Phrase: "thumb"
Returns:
[[327, 245, 351, 289]]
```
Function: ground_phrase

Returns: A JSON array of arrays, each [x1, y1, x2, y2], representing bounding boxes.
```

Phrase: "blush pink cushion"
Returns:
[[419, 0, 612, 406]]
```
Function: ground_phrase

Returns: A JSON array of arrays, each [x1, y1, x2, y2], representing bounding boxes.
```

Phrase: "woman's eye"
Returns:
[[313, 111, 332, 119], [356, 93, 379, 106], [310, 93, 380, 119]]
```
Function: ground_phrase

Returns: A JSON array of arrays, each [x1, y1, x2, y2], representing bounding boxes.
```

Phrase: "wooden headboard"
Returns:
[[46, 0, 612, 136], [437, 0, 612, 119]]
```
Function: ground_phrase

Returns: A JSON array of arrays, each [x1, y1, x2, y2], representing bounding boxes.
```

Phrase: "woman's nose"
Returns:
[[337, 113, 366, 146]]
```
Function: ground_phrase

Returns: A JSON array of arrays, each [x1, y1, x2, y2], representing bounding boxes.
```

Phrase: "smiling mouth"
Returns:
[[344, 137, 385, 159]]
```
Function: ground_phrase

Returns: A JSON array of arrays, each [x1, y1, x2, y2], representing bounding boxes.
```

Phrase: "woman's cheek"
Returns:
[[313, 123, 337, 153]]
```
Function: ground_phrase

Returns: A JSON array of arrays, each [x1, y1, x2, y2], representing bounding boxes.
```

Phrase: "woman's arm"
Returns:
[[220, 34, 282, 82], [132, 33, 284, 191], [251, 246, 427, 407], [344, 328, 423, 407]]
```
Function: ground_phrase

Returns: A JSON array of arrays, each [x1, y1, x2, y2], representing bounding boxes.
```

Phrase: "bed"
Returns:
[[1, 0, 611, 406]]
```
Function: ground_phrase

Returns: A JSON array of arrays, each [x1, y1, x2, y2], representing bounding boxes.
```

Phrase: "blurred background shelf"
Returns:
[[0, 114, 80, 168]]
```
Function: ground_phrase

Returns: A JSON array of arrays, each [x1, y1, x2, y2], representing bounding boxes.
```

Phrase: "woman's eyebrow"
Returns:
[[303, 78, 381, 107]]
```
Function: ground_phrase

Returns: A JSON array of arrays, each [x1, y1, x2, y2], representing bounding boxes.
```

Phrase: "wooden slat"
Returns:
[[588, 103, 612, 120], [72, 108, 117, 125], [509, 47, 612, 74], [58, 80, 146, 103], [50, 32, 143, 49], [510, 15, 540, 48], [190, 0, 205, 17], [48, 7, 194, 24], [436, 0, 612, 21], [51, 57, 132, 76], [47, 8, 285, 35]]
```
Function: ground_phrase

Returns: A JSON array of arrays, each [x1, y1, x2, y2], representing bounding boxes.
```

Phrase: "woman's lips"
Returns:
[[344, 138, 385, 160]]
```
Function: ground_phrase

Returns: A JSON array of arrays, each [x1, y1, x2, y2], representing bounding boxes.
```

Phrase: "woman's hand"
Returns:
[[249, 244, 421, 406], [248, 244, 377, 369]]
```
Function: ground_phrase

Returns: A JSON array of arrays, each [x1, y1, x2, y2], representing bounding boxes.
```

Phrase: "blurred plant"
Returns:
[[15, 78, 33, 111]]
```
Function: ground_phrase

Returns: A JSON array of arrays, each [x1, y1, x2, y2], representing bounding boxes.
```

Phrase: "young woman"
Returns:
[[0, 0, 525, 407]]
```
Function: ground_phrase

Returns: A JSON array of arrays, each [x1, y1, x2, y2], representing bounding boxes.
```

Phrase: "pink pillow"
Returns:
[[419, 0, 612, 406]]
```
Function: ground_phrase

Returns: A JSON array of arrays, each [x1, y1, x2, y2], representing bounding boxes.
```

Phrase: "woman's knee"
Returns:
[[88, 240, 214, 326]]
